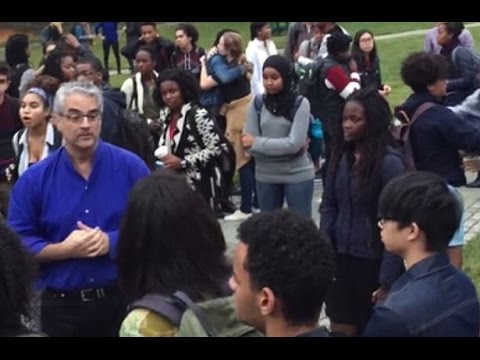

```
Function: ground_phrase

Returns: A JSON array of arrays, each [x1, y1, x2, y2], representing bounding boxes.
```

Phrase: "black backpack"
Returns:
[[118, 109, 156, 170]]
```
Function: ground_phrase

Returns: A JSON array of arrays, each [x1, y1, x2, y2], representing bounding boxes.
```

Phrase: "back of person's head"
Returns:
[[378, 172, 461, 252], [0, 222, 36, 335], [250, 22, 269, 41], [25, 74, 61, 95], [5, 33, 29, 68], [401, 52, 449, 93], [213, 28, 239, 47], [117, 169, 230, 303], [327, 32, 352, 56], [235, 210, 335, 328], [444, 22, 465, 38], [222, 32, 245, 63], [153, 68, 200, 108]]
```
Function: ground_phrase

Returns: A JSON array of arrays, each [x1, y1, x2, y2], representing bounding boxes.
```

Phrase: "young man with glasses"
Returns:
[[364, 172, 480, 337], [7, 82, 150, 337]]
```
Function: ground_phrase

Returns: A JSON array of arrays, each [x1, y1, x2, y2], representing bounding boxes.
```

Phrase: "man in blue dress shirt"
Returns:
[[7, 81, 150, 337]]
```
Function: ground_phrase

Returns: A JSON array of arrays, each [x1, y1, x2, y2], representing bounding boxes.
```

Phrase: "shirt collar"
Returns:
[[19, 123, 56, 146], [406, 252, 451, 280], [61, 139, 105, 176]]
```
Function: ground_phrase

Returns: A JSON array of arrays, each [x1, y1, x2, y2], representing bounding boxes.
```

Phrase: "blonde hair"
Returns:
[[222, 32, 253, 79]]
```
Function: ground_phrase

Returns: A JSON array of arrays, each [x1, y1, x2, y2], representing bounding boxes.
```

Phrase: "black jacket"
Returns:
[[102, 86, 126, 146]]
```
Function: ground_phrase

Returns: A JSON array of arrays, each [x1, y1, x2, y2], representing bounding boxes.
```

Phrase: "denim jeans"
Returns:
[[256, 179, 314, 218], [239, 159, 258, 213]]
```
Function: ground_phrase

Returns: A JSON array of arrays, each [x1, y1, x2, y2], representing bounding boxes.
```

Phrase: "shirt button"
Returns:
[[85, 209, 90, 214], [90, 278, 94, 283], [85, 186, 88, 190]]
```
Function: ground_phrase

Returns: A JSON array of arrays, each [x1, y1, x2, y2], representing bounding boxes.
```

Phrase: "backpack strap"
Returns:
[[289, 95, 304, 121], [52, 128, 63, 149], [129, 293, 185, 327], [399, 102, 436, 171], [408, 102, 436, 126], [129, 76, 139, 110], [172, 291, 218, 337], [254, 94, 304, 131], [12, 129, 25, 158]]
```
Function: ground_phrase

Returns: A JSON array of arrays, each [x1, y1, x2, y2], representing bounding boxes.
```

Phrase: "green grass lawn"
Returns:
[[464, 234, 480, 293], [3, 22, 480, 106]]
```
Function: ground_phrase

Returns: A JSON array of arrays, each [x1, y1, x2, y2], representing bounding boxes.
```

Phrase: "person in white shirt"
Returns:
[[245, 23, 278, 97]]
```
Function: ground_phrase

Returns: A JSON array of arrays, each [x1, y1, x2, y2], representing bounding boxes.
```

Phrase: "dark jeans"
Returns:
[[239, 159, 258, 213], [103, 40, 121, 73], [41, 285, 126, 337], [256, 179, 314, 218]]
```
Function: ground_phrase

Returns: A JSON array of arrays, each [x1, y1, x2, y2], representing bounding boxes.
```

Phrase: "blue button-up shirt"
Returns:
[[7, 141, 150, 291]]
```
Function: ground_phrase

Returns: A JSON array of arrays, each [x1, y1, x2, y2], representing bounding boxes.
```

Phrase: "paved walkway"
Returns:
[[374, 22, 480, 41], [220, 173, 480, 256], [220, 173, 480, 328]]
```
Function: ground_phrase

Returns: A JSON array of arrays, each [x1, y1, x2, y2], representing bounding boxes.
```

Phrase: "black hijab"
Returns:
[[263, 55, 297, 120]]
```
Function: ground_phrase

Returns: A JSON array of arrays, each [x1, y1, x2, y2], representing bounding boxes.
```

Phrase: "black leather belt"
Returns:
[[45, 285, 119, 303]]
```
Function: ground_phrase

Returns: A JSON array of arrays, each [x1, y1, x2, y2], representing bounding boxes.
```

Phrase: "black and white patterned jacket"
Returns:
[[158, 103, 222, 188]]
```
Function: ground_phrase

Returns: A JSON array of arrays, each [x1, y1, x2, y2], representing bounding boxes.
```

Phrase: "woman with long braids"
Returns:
[[243, 55, 314, 218], [320, 88, 405, 336]]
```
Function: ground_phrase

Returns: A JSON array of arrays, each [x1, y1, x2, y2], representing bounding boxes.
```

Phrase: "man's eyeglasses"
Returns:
[[61, 110, 101, 124], [377, 217, 396, 228]]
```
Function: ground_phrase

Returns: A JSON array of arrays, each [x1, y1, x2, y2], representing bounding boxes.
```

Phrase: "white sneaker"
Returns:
[[224, 210, 252, 222], [252, 207, 261, 214]]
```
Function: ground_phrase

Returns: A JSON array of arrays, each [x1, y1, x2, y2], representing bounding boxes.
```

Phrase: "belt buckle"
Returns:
[[80, 288, 96, 302]]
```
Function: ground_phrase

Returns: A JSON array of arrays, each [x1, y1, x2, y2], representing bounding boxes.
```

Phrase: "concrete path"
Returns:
[[374, 22, 480, 41], [220, 173, 480, 329], [220, 173, 480, 258]]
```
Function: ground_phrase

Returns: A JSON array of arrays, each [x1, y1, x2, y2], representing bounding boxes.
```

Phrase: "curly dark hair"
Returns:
[[25, 75, 61, 97], [237, 210, 335, 326], [0, 223, 36, 335], [175, 23, 200, 46], [153, 68, 200, 108], [401, 52, 450, 93], [41, 48, 76, 83], [117, 169, 230, 303]]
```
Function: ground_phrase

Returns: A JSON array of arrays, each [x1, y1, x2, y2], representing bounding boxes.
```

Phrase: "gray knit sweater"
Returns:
[[245, 97, 315, 184]]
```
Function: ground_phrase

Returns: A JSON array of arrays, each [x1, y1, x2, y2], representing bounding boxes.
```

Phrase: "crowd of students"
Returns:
[[0, 21, 480, 337]]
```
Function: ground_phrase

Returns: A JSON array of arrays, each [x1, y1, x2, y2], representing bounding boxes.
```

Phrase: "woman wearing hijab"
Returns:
[[242, 55, 315, 218]]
